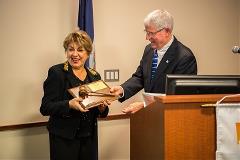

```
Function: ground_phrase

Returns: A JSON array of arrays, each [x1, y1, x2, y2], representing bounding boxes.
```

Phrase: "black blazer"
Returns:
[[120, 37, 197, 101], [40, 63, 109, 139]]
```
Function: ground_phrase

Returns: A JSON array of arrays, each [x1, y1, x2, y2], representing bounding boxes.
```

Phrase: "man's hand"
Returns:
[[110, 86, 124, 97], [69, 97, 89, 112], [122, 101, 144, 114]]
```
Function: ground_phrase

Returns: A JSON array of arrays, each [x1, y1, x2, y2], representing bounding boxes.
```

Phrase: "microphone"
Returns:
[[232, 46, 240, 53]]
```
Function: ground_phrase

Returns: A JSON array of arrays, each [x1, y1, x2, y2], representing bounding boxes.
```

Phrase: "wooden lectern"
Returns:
[[130, 94, 239, 160]]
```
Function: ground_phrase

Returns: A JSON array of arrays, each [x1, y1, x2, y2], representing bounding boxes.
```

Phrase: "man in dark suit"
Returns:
[[110, 9, 197, 113]]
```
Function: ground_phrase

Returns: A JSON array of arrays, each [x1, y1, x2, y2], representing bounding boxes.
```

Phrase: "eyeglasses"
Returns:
[[144, 28, 164, 37]]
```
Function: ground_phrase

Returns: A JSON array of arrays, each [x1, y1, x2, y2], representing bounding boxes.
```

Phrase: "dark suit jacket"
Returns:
[[120, 36, 197, 101], [40, 63, 109, 139]]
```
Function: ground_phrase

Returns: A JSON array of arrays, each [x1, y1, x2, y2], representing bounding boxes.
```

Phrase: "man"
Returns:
[[110, 9, 197, 113]]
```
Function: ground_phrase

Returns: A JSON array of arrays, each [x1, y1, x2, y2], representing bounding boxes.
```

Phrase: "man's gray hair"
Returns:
[[144, 9, 174, 32]]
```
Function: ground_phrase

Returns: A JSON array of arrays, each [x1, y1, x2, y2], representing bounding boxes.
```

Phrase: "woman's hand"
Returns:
[[98, 100, 111, 113], [69, 97, 89, 112]]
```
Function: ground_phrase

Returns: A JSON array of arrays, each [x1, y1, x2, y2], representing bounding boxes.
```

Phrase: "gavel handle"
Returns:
[[88, 92, 116, 97]]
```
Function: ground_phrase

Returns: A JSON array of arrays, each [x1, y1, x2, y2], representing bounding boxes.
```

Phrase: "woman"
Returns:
[[40, 30, 109, 160]]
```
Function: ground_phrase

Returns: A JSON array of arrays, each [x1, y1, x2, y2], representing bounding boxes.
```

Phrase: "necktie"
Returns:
[[151, 50, 158, 80]]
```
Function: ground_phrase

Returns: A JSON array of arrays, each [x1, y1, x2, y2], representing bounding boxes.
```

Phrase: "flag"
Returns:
[[216, 94, 240, 160], [78, 0, 96, 69]]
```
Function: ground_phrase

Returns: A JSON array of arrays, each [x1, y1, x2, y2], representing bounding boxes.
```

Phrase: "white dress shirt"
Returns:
[[156, 35, 174, 66]]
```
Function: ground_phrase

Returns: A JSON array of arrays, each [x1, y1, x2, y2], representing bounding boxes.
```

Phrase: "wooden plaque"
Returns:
[[68, 80, 118, 109]]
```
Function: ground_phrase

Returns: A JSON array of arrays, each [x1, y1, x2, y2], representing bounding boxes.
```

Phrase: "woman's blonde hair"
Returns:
[[63, 30, 93, 55]]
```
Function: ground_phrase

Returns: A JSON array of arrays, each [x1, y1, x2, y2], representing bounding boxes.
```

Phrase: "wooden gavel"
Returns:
[[79, 86, 88, 99]]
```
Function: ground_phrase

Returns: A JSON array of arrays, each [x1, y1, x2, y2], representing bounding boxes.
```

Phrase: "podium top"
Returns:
[[154, 94, 240, 104]]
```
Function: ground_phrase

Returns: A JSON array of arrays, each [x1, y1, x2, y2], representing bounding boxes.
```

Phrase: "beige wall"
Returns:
[[239, 0, 240, 70], [0, 127, 49, 160], [0, 0, 239, 159], [0, 0, 75, 126]]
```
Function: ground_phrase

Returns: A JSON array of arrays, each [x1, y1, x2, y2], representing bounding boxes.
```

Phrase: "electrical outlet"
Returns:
[[104, 69, 119, 82]]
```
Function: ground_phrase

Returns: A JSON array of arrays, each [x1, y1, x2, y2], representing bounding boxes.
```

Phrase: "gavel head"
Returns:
[[79, 86, 88, 99]]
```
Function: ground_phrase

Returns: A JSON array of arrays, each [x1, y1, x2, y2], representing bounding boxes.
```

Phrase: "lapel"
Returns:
[[85, 67, 99, 82], [64, 63, 99, 90], [64, 66, 80, 89], [150, 37, 178, 90]]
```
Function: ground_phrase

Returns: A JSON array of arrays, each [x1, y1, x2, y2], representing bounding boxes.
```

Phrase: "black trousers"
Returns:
[[49, 133, 97, 160]]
